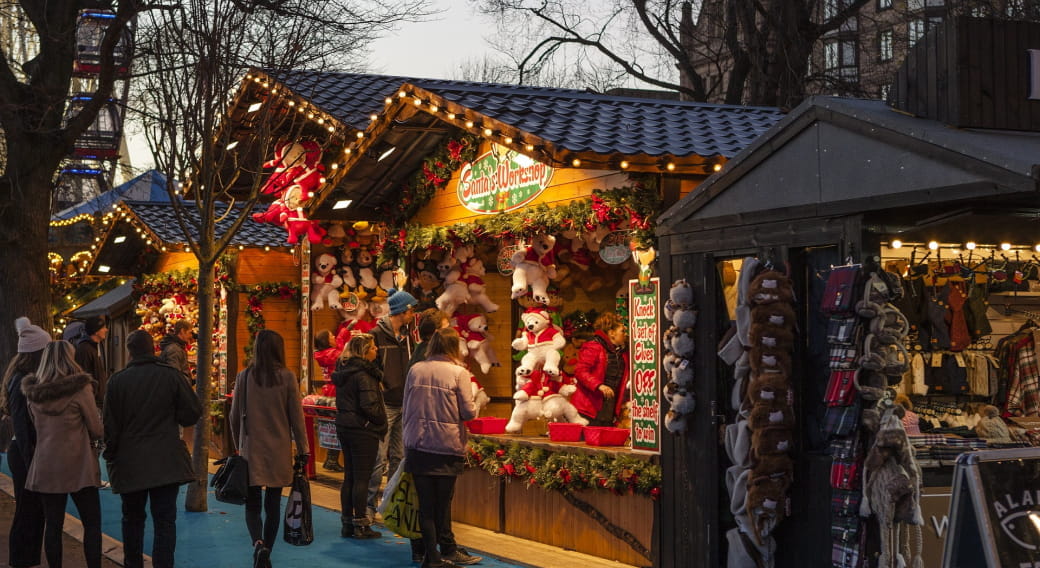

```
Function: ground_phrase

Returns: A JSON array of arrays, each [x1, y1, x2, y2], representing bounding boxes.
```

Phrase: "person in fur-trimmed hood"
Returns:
[[21, 340, 103, 568]]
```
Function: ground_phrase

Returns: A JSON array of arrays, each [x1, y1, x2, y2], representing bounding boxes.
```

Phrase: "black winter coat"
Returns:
[[102, 356, 202, 494], [332, 357, 387, 438], [371, 318, 412, 407]]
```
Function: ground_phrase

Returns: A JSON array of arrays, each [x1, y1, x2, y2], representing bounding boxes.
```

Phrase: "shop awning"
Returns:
[[70, 279, 135, 319]]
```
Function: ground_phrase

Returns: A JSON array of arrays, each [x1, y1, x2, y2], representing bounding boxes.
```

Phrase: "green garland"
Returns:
[[240, 281, 300, 360], [466, 438, 661, 499], [390, 181, 660, 259]]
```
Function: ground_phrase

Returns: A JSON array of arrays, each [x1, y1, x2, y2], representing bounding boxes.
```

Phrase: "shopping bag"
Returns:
[[380, 465, 421, 539], [283, 464, 313, 546], [210, 455, 249, 505]]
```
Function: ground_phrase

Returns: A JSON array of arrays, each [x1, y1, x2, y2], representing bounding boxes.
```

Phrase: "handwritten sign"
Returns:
[[943, 447, 1040, 567], [628, 277, 661, 454], [317, 419, 340, 450]]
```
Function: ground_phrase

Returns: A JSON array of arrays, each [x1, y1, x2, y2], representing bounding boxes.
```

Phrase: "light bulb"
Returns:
[[620, 161, 629, 169], [965, 242, 977, 250], [890, 239, 902, 249], [1001, 242, 1012, 251], [928, 241, 939, 250]]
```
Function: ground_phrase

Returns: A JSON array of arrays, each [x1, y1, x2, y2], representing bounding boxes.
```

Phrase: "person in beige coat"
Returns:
[[21, 340, 103, 568], [229, 330, 309, 568]]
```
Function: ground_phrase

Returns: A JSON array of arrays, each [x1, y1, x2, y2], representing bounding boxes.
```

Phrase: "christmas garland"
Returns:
[[240, 281, 300, 359], [387, 181, 660, 260], [466, 438, 661, 499]]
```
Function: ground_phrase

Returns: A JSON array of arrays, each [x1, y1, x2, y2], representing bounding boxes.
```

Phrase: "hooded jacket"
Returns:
[[229, 367, 309, 487], [402, 355, 477, 457], [103, 355, 202, 494], [21, 371, 102, 493], [159, 334, 190, 381], [371, 317, 413, 407], [332, 357, 387, 437]]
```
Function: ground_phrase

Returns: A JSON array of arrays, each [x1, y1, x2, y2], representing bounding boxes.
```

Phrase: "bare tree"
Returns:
[[131, 0, 431, 512]]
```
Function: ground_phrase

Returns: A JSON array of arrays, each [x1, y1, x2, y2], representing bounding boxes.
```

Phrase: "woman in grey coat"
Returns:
[[229, 330, 309, 568], [21, 340, 104, 568]]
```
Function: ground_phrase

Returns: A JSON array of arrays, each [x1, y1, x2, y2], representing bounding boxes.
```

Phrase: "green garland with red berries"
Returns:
[[240, 281, 300, 359], [466, 438, 661, 499]]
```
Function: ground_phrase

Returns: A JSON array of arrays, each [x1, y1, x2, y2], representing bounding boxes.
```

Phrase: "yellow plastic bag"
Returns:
[[381, 469, 421, 539]]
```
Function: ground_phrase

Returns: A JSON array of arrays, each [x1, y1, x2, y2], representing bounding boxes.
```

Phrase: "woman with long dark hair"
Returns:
[[21, 340, 103, 568], [229, 330, 309, 568], [2, 317, 49, 567], [332, 332, 387, 539], [403, 328, 480, 568]]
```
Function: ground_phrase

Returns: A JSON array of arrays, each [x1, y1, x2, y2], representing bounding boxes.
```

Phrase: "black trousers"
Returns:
[[40, 486, 102, 568], [120, 483, 180, 568], [7, 442, 44, 568], [245, 486, 283, 549], [413, 474, 458, 566], [337, 427, 380, 525]]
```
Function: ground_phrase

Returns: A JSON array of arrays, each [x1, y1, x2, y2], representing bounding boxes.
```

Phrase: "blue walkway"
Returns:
[[2, 458, 522, 568]]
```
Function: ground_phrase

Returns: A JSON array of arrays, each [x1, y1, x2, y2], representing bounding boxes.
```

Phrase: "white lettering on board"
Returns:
[[931, 514, 949, 538]]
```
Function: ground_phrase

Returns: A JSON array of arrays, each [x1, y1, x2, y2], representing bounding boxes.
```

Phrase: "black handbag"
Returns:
[[211, 454, 249, 505], [212, 372, 250, 505], [283, 459, 313, 546]]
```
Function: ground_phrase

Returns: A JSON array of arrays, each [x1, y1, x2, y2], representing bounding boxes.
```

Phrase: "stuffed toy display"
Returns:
[[311, 253, 342, 310], [510, 234, 557, 304], [471, 376, 490, 416], [539, 374, 587, 425], [436, 250, 471, 315], [458, 253, 499, 312], [455, 313, 501, 374], [662, 278, 698, 434], [251, 140, 328, 245], [511, 307, 566, 377], [505, 369, 546, 433]]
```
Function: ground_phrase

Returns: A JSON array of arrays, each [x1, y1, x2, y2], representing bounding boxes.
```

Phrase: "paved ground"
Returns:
[[0, 487, 123, 568]]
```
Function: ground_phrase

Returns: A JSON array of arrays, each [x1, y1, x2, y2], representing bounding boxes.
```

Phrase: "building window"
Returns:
[[878, 29, 894, 62], [879, 84, 891, 101], [824, 39, 859, 80], [877, 0, 892, 9], [909, 19, 925, 43]]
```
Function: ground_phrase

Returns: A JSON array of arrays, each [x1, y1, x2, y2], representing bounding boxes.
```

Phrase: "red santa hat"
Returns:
[[523, 307, 550, 322]]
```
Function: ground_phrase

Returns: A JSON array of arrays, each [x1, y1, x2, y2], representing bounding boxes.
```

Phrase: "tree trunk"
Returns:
[[0, 172, 56, 365], [185, 260, 216, 512]]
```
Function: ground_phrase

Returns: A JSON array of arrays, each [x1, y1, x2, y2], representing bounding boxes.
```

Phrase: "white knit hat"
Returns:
[[16, 317, 51, 353]]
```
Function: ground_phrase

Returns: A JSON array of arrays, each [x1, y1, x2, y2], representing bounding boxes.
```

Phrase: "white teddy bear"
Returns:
[[505, 369, 546, 433], [435, 253, 470, 315], [457, 249, 499, 313], [511, 307, 566, 376], [510, 234, 557, 304], [540, 376, 588, 426], [456, 313, 500, 374], [311, 253, 343, 310]]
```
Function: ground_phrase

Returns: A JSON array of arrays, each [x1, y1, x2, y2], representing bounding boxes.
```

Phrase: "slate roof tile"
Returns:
[[267, 70, 783, 159], [124, 201, 287, 247]]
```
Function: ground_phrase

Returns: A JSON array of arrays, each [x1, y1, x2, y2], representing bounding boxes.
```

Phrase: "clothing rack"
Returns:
[[1002, 305, 1040, 319]]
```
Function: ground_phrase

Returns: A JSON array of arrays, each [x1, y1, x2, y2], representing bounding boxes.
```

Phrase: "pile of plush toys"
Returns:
[[135, 288, 199, 355], [250, 140, 330, 245], [662, 279, 697, 433]]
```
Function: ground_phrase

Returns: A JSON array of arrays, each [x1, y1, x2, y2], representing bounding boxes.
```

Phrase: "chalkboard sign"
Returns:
[[943, 447, 1040, 567]]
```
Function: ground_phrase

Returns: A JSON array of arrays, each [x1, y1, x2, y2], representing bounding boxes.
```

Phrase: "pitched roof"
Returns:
[[123, 200, 287, 247], [53, 170, 171, 221], [270, 70, 784, 161]]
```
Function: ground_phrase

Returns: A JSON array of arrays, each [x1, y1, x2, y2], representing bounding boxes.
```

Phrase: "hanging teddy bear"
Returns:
[[354, 247, 379, 299], [505, 368, 546, 434], [435, 251, 470, 315], [510, 234, 557, 304], [455, 313, 501, 374], [455, 245, 499, 313], [311, 253, 342, 310]]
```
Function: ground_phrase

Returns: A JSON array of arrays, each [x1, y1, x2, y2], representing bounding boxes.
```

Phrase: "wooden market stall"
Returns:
[[215, 69, 784, 565], [653, 17, 1040, 568]]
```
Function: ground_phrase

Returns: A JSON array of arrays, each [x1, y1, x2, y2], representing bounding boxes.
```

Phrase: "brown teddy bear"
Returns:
[[748, 270, 795, 305]]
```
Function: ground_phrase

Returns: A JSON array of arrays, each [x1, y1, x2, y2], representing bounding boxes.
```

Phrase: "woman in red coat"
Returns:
[[314, 327, 351, 472], [572, 312, 630, 426]]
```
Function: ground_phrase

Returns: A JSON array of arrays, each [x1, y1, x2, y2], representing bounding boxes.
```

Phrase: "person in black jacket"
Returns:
[[2, 317, 49, 568], [103, 330, 202, 568], [73, 315, 109, 411], [332, 332, 388, 540]]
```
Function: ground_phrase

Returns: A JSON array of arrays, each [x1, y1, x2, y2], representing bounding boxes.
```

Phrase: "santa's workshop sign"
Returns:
[[629, 277, 661, 454], [456, 144, 553, 214]]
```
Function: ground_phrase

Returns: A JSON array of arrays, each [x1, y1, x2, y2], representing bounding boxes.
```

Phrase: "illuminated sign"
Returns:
[[457, 144, 553, 214]]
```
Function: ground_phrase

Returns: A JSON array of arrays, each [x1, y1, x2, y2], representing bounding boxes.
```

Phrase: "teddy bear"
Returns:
[[540, 374, 587, 425], [436, 252, 471, 315], [258, 140, 325, 197], [457, 251, 499, 313], [455, 313, 500, 374], [512, 307, 566, 376], [284, 208, 329, 245], [666, 326, 695, 358], [505, 369, 547, 433], [664, 409, 687, 433], [510, 234, 557, 303], [354, 247, 379, 298], [378, 260, 402, 297], [311, 253, 343, 310], [337, 246, 358, 290], [470, 376, 490, 416], [158, 297, 180, 317], [664, 380, 697, 415], [411, 258, 442, 309]]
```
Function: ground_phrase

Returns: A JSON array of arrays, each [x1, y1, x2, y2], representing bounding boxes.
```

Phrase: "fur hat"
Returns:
[[747, 372, 791, 407], [751, 301, 796, 330], [752, 426, 793, 456], [748, 270, 794, 305], [748, 321, 794, 353], [15, 317, 50, 353], [748, 345, 791, 375], [748, 401, 794, 430], [386, 288, 418, 316]]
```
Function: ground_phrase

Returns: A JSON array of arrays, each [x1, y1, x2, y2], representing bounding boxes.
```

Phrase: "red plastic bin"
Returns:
[[547, 422, 584, 442], [466, 417, 507, 434], [583, 426, 630, 446]]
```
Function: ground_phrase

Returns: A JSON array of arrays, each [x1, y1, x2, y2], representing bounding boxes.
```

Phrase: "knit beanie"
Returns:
[[84, 315, 107, 336], [387, 289, 418, 316], [126, 329, 155, 358], [15, 317, 51, 353]]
